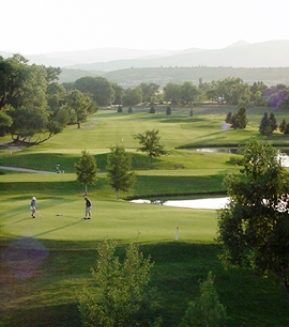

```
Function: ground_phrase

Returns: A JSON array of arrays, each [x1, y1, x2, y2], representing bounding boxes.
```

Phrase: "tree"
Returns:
[[77, 239, 161, 327], [122, 86, 143, 106], [0, 109, 12, 136], [0, 55, 68, 143], [181, 81, 200, 105], [259, 112, 277, 136], [230, 107, 247, 129], [215, 77, 251, 105], [180, 272, 228, 327], [111, 82, 124, 105], [279, 118, 287, 133], [140, 82, 160, 103], [74, 76, 115, 106], [163, 82, 182, 105], [259, 112, 272, 136], [269, 112, 278, 131], [225, 112, 232, 124], [217, 140, 289, 296], [149, 106, 156, 114], [135, 129, 167, 169], [106, 145, 135, 199], [75, 150, 97, 195], [63, 90, 98, 128]]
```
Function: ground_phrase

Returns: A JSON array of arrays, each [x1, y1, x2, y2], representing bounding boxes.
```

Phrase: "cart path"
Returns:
[[0, 166, 55, 174]]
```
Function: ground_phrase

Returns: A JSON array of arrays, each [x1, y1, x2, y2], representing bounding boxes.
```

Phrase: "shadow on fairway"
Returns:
[[32, 219, 83, 238]]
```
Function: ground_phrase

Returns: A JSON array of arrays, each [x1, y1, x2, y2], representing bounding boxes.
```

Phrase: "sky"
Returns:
[[2, 0, 289, 55]]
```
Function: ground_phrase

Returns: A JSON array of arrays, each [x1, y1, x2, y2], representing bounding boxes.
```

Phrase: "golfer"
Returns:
[[30, 196, 36, 218], [84, 196, 92, 219]]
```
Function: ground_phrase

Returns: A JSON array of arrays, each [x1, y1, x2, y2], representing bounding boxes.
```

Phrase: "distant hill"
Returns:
[[2, 40, 289, 70], [3, 40, 289, 86], [65, 40, 289, 71]]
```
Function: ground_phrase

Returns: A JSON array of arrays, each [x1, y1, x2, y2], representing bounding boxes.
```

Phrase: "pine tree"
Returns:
[[180, 272, 228, 327], [269, 112, 278, 131], [78, 240, 162, 327], [279, 119, 287, 133], [225, 112, 232, 123], [259, 112, 272, 136]]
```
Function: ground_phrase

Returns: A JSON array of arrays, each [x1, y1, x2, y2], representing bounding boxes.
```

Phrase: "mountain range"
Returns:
[[2, 40, 289, 71]]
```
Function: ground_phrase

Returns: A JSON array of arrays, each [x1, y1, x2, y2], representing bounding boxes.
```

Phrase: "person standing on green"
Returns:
[[84, 196, 92, 219], [30, 196, 36, 218]]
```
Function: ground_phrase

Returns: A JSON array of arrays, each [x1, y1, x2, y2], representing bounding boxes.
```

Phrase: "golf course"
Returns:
[[1, 105, 289, 326]]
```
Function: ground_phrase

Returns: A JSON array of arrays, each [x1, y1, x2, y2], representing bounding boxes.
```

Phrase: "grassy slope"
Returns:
[[1, 105, 289, 326]]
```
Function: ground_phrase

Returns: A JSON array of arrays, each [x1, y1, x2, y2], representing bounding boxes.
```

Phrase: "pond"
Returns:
[[130, 197, 230, 210]]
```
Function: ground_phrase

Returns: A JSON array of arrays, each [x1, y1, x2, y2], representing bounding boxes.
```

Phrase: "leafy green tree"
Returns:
[[75, 150, 97, 195], [45, 66, 62, 83], [217, 140, 289, 296], [0, 55, 66, 143], [0, 109, 12, 136], [181, 81, 200, 105], [74, 76, 115, 106], [111, 82, 124, 105], [63, 90, 97, 128], [140, 82, 160, 103], [46, 82, 66, 113], [205, 87, 218, 102], [250, 81, 267, 106], [163, 82, 182, 105], [106, 145, 135, 199], [180, 272, 228, 327], [122, 86, 143, 106], [215, 77, 251, 105], [9, 106, 49, 143], [135, 129, 167, 169], [78, 239, 161, 327]]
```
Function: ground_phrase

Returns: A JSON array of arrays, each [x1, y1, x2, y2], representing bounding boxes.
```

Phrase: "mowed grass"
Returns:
[[1, 197, 217, 243], [1, 106, 289, 326]]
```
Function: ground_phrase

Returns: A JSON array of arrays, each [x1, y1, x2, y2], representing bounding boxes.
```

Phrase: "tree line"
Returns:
[[2, 54, 289, 144]]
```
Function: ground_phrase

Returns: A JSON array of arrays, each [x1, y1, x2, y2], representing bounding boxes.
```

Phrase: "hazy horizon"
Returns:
[[2, 0, 289, 55]]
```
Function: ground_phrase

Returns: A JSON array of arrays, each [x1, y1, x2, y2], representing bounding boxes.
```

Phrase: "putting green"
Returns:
[[1, 198, 218, 244]]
